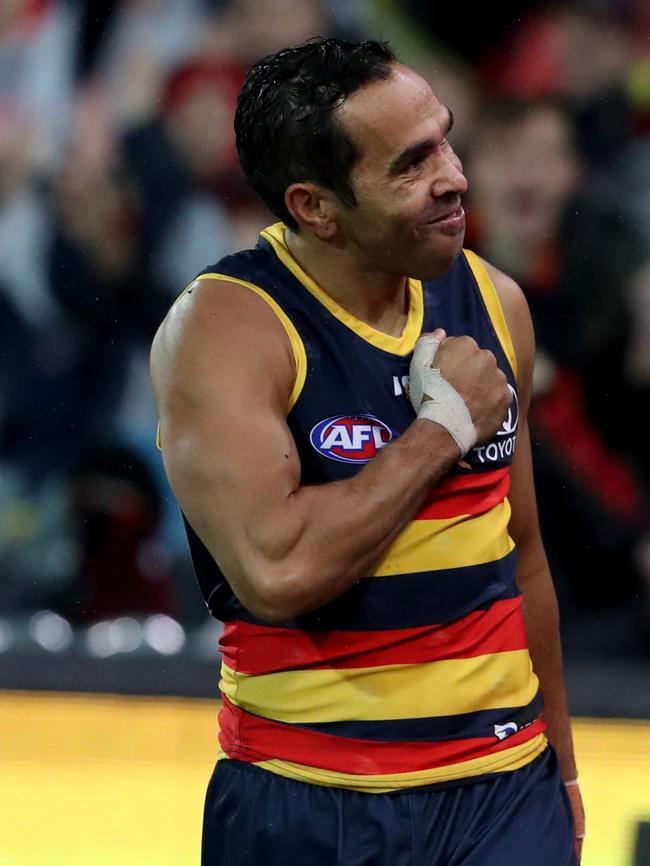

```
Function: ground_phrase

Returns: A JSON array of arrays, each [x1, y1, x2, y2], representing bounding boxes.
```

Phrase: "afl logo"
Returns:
[[497, 385, 519, 436], [310, 414, 394, 464]]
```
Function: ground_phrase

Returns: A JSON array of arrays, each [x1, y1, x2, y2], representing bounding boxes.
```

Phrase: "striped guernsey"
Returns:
[[180, 222, 547, 792]]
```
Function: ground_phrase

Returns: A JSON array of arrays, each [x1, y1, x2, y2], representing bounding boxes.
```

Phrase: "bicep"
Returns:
[[163, 381, 301, 577]]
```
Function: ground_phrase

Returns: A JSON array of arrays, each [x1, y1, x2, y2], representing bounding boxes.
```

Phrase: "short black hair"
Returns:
[[235, 37, 395, 229]]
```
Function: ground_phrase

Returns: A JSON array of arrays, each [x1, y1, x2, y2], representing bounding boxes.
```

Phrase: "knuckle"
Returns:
[[455, 335, 474, 351]]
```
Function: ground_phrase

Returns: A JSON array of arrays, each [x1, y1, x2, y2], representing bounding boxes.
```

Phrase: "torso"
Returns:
[[181, 222, 547, 792]]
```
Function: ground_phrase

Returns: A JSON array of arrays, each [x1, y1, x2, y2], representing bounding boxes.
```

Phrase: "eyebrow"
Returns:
[[387, 106, 455, 176]]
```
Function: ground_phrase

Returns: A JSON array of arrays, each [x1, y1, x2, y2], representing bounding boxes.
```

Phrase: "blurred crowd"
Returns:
[[0, 0, 649, 653]]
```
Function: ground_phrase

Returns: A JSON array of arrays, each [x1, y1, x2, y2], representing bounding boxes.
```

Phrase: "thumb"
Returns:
[[409, 329, 447, 410], [412, 329, 447, 369]]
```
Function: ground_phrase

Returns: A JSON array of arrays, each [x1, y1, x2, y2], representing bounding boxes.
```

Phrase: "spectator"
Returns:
[[0, 0, 77, 173], [198, 0, 337, 67], [466, 97, 650, 623], [122, 57, 259, 292], [77, 0, 206, 129]]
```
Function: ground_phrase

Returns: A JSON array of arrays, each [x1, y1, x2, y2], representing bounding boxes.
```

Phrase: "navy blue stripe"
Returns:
[[185, 511, 519, 630], [203, 547, 520, 630], [288, 550, 520, 631], [232, 691, 543, 744], [297, 692, 544, 743]]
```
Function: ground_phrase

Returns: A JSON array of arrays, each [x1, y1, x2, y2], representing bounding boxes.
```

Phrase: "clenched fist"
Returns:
[[409, 329, 512, 454]]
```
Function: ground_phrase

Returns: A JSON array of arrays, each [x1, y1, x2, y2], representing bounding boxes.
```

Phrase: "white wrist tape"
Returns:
[[409, 334, 477, 457]]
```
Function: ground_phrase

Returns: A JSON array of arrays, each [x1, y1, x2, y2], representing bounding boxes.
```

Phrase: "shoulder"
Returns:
[[150, 273, 296, 415]]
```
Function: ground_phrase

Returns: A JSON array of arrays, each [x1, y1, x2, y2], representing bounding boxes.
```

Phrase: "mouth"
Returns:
[[422, 204, 466, 233]]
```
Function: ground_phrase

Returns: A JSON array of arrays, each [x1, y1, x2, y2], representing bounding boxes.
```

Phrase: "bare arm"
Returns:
[[485, 261, 582, 810], [151, 277, 508, 623]]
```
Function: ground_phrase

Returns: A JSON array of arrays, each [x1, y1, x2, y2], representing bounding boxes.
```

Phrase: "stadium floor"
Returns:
[[0, 692, 648, 866]]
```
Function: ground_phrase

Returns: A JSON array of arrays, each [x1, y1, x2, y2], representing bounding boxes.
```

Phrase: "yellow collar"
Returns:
[[260, 223, 424, 356]]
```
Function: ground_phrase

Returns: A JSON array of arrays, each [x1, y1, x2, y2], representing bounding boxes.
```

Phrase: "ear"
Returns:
[[284, 183, 338, 238]]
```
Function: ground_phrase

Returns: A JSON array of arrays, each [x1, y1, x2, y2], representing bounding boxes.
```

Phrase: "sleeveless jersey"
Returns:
[[178, 222, 547, 793]]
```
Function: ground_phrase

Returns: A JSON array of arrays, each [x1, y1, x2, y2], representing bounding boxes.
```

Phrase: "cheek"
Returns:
[[348, 197, 394, 236], [351, 181, 430, 241]]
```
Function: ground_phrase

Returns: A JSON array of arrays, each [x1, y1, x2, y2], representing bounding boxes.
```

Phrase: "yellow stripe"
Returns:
[[220, 649, 538, 724], [463, 249, 518, 380], [198, 273, 307, 410], [218, 734, 548, 793], [261, 223, 424, 356], [373, 499, 514, 577]]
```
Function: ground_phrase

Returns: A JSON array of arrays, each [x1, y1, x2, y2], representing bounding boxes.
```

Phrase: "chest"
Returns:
[[288, 270, 518, 484]]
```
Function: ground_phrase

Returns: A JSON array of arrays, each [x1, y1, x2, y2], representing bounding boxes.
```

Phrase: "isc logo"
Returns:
[[494, 722, 519, 741], [310, 414, 394, 464]]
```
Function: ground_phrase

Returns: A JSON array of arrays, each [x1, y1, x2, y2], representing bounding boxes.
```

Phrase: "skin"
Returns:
[[151, 61, 583, 856]]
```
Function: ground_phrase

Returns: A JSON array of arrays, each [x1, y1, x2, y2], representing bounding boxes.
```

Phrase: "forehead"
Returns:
[[337, 63, 447, 169]]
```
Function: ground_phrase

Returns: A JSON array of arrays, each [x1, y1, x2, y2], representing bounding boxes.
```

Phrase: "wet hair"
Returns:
[[235, 37, 395, 229]]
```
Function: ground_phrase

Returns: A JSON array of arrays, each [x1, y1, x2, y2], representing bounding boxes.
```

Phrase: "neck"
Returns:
[[285, 229, 410, 336]]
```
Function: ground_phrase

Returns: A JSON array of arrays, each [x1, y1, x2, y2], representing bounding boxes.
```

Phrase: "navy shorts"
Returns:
[[202, 746, 578, 866]]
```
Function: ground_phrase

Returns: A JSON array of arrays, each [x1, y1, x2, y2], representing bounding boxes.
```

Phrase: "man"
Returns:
[[150, 38, 585, 866]]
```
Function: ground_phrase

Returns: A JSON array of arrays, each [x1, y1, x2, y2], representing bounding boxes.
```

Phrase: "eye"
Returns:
[[406, 153, 427, 172], [407, 158, 423, 171]]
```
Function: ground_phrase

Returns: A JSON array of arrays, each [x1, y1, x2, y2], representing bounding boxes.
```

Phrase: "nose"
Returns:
[[432, 149, 468, 198]]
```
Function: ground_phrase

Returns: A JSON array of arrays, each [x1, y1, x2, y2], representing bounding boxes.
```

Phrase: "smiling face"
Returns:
[[333, 63, 468, 280]]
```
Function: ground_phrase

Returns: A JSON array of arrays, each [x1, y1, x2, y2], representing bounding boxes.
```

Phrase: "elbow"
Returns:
[[240, 559, 321, 624]]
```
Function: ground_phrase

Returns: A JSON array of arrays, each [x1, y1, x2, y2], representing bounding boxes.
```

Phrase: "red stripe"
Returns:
[[416, 467, 510, 519], [220, 597, 528, 674], [218, 696, 546, 775]]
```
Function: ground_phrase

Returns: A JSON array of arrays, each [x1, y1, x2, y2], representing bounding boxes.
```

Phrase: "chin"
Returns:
[[410, 237, 464, 281]]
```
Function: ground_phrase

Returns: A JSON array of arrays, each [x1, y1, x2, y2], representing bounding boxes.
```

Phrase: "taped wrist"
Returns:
[[416, 370, 477, 456], [409, 334, 476, 457]]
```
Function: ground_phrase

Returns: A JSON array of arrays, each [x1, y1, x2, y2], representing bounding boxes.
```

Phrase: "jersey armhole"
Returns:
[[462, 250, 518, 381]]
